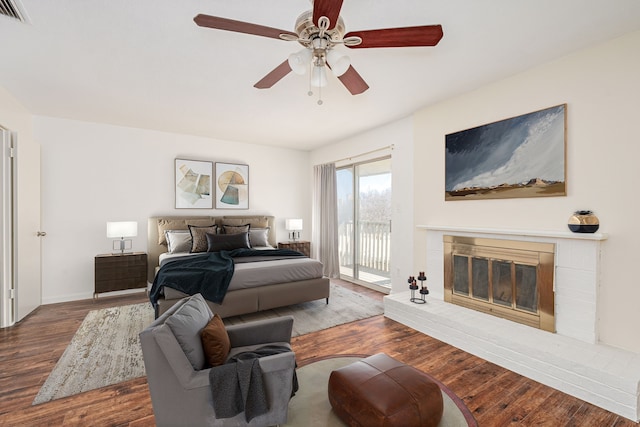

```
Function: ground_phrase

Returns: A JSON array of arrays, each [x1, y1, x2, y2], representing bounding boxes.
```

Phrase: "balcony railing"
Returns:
[[338, 220, 391, 283]]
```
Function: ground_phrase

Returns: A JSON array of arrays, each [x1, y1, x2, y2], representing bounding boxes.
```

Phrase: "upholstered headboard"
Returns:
[[147, 215, 276, 282]]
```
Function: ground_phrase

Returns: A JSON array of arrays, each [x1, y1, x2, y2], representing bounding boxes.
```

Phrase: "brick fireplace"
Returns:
[[384, 226, 640, 422]]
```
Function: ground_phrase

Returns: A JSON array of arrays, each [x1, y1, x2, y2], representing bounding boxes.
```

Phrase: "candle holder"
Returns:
[[409, 274, 426, 304], [409, 272, 429, 304]]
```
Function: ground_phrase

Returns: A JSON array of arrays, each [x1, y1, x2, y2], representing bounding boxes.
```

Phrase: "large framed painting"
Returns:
[[175, 159, 213, 209], [215, 162, 249, 209], [445, 104, 567, 201]]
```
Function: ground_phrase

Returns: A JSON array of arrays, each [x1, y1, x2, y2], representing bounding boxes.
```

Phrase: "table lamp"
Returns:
[[285, 218, 303, 241], [106, 221, 138, 254]]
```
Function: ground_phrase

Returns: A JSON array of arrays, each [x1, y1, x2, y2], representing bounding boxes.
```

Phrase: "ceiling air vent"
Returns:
[[0, 0, 27, 22]]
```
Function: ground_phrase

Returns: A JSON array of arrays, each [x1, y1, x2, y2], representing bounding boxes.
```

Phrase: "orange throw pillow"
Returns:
[[200, 314, 231, 367]]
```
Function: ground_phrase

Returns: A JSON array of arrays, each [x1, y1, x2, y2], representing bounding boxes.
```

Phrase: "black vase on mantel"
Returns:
[[568, 210, 600, 233]]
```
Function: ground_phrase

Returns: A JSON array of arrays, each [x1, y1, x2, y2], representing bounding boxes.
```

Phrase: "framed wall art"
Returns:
[[175, 159, 213, 209], [215, 162, 249, 209], [445, 104, 566, 201]]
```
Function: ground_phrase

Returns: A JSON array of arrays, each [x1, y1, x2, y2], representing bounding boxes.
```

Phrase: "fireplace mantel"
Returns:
[[417, 225, 608, 241]]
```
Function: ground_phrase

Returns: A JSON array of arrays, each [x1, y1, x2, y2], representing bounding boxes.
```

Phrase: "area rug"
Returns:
[[32, 302, 152, 405], [33, 283, 383, 404], [285, 356, 478, 427], [223, 283, 384, 336]]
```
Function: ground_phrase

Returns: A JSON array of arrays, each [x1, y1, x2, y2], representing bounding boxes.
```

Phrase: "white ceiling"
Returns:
[[1, 1, 640, 151]]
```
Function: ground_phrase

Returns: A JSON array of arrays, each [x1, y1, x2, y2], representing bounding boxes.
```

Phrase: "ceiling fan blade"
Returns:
[[345, 25, 443, 48], [337, 65, 369, 95], [313, 0, 344, 29], [254, 60, 292, 89], [194, 14, 297, 40]]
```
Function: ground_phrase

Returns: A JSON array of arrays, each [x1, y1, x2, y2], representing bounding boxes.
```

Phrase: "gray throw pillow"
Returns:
[[206, 232, 251, 252], [165, 230, 192, 253], [222, 224, 250, 235], [249, 227, 270, 247], [165, 294, 212, 370]]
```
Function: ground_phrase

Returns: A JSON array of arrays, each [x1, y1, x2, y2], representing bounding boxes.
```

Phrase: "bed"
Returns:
[[147, 215, 330, 318]]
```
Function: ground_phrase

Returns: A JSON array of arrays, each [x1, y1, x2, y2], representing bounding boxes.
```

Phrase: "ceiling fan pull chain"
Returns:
[[308, 61, 314, 97]]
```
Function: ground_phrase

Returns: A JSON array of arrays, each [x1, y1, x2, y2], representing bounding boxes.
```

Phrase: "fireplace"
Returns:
[[384, 226, 640, 422], [443, 235, 555, 332]]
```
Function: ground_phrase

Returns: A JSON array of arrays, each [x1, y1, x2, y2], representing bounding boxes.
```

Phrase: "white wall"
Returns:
[[34, 117, 311, 303], [412, 30, 640, 353], [310, 117, 414, 292]]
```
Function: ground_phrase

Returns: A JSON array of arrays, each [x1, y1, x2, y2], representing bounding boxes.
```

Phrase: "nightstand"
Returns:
[[94, 252, 148, 297], [278, 241, 311, 257]]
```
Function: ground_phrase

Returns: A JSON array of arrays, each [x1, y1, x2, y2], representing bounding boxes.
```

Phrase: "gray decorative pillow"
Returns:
[[164, 294, 212, 371], [249, 227, 270, 247], [165, 230, 192, 253], [206, 232, 251, 252], [222, 224, 250, 235], [189, 225, 218, 253]]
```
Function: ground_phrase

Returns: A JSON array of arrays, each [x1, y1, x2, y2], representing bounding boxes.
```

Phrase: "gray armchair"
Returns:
[[140, 293, 296, 426]]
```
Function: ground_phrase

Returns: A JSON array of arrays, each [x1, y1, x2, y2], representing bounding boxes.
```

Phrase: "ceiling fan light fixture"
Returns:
[[310, 64, 328, 87], [288, 48, 313, 75], [326, 49, 350, 77]]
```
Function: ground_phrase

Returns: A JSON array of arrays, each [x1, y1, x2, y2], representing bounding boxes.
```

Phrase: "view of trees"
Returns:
[[337, 170, 392, 225], [358, 186, 391, 223]]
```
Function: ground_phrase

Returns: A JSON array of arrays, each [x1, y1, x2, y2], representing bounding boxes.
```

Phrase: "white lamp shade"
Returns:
[[310, 65, 328, 87], [106, 221, 138, 238], [288, 48, 312, 75], [285, 218, 303, 231], [326, 49, 350, 77]]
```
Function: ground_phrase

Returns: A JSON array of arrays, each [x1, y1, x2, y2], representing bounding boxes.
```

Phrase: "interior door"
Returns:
[[14, 131, 41, 321], [0, 126, 41, 326]]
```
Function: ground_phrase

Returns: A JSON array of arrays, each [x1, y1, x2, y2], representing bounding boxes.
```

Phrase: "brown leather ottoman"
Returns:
[[328, 353, 444, 427]]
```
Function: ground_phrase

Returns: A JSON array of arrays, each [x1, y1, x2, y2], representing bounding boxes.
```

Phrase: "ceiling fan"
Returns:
[[193, 0, 443, 98]]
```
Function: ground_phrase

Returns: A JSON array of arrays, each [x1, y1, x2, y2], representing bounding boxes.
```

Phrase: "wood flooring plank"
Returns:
[[519, 389, 585, 426], [0, 282, 636, 426], [562, 402, 619, 427], [476, 378, 548, 425]]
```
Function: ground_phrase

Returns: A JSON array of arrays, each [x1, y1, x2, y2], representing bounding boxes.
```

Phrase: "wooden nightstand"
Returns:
[[278, 241, 311, 257], [94, 252, 148, 297]]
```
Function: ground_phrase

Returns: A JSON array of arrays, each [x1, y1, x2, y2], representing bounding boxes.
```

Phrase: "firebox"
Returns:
[[443, 235, 555, 332]]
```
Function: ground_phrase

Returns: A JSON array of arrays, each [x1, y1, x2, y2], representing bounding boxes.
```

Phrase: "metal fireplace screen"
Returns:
[[444, 236, 555, 332]]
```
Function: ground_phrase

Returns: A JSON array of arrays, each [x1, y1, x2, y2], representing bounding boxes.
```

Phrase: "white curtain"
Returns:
[[312, 163, 340, 278]]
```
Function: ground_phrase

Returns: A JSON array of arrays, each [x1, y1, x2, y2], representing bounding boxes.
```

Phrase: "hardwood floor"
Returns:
[[0, 281, 636, 426]]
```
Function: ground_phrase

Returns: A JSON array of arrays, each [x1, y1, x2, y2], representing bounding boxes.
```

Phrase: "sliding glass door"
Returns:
[[337, 157, 391, 288]]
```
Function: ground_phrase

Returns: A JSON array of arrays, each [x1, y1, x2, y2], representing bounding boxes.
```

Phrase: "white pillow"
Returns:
[[249, 227, 270, 248], [165, 230, 192, 253]]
